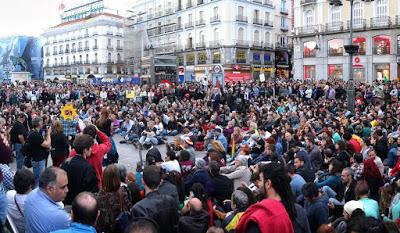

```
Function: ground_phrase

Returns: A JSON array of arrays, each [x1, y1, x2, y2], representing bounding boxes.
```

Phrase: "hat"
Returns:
[[344, 200, 364, 215], [183, 136, 193, 146], [195, 158, 206, 169]]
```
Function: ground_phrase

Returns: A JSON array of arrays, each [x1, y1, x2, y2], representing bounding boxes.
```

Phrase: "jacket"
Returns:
[[177, 210, 209, 233], [220, 165, 251, 190], [336, 180, 356, 203], [61, 155, 99, 205], [131, 191, 179, 233], [235, 198, 294, 233], [184, 169, 209, 191], [70, 130, 111, 189], [50, 222, 96, 233], [205, 175, 233, 206]]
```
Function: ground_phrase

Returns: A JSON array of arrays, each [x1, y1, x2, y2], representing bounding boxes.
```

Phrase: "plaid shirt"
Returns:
[[351, 163, 364, 181], [61, 119, 78, 136], [0, 164, 14, 193]]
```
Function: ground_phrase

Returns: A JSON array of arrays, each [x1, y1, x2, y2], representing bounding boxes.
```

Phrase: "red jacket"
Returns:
[[70, 130, 111, 189], [235, 199, 294, 233]]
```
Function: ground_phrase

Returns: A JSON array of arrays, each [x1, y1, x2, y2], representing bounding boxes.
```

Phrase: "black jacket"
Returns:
[[336, 179, 356, 203], [61, 155, 99, 205], [296, 167, 315, 183], [206, 175, 233, 206], [177, 210, 209, 233], [131, 191, 179, 233]]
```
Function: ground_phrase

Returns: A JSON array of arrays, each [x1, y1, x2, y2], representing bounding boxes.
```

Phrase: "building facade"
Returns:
[[293, 0, 400, 82], [42, 0, 127, 82], [128, 0, 293, 84]]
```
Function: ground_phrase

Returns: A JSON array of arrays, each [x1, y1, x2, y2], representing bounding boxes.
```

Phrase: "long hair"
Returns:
[[363, 158, 382, 181], [102, 164, 121, 192], [51, 120, 64, 136], [259, 161, 297, 221], [96, 108, 109, 128]]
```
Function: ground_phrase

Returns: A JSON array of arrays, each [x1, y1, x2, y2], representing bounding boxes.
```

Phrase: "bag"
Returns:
[[115, 189, 131, 233]]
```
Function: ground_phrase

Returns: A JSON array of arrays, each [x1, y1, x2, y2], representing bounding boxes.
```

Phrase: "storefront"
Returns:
[[252, 67, 274, 81], [224, 64, 251, 83], [328, 64, 343, 79], [252, 52, 262, 79], [304, 65, 316, 79], [275, 51, 289, 78], [374, 63, 390, 81], [194, 65, 211, 82], [184, 65, 195, 82]]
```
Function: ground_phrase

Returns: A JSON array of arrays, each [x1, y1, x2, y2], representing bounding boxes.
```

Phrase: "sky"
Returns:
[[0, 0, 131, 38]]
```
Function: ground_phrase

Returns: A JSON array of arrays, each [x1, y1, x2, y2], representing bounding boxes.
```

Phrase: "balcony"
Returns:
[[370, 16, 391, 28], [84, 33, 89, 38], [185, 22, 194, 29], [185, 44, 194, 51], [106, 31, 113, 36], [264, 0, 274, 7], [197, 0, 203, 5], [77, 35, 82, 39], [107, 60, 114, 64], [196, 42, 206, 49], [116, 32, 122, 37], [210, 16, 221, 23], [281, 24, 289, 31], [165, 25, 175, 33], [347, 19, 366, 30], [71, 48, 76, 53], [45, 52, 50, 56], [252, 41, 263, 48], [253, 0, 262, 4], [301, 0, 316, 5], [59, 51, 64, 55], [116, 60, 124, 64], [107, 46, 114, 51], [165, 8, 174, 15], [156, 11, 163, 17], [280, 7, 288, 15], [253, 18, 263, 25], [396, 16, 400, 26], [176, 6, 182, 11], [296, 25, 321, 35], [326, 22, 344, 32], [78, 48, 83, 52], [83, 61, 90, 65], [235, 40, 249, 47], [84, 47, 90, 51], [93, 46, 98, 50], [196, 19, 206, 26], [65, 50, 70, 54], [264, 20, 273, 27], [53, 51, 58, 55], [186, 2, 192, 8], [92, 32, 98, 36], [236, 15, 248, 23], [264, 43, 273, 49], [176, 24, 183, 30], [275, 42, 289, 49], [209, 40, 220, 48], [117, 46, 123, 51]]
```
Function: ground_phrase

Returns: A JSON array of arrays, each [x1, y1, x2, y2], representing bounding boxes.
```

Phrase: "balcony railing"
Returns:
[[253, 18, 263, 25], [253, 0, 262, 4], [185, 22, 194, 29], [197, 0, 204, 5], [84, 47, 90, 51], [280, 8, 288, 14], [59, 51, 64, 54], [176, 24, 183, 30], [106, 31, 113, 36], [78, 48, 83, 52], [92, 32, 98, 36], [65, 50, 70, 54], [235, 40, 249, 47], [252, 41, 263, 48], [326, 22, 344, 32], [396, 16, 400, 26], [107, 46, 113, 51], [45, 52, 50, 56], [196, 19, 206, 26], [53, 51, 58, 55], [166, 8, 174, 15], [116, 32, 122, 37], [84, 33, 89, 38], [71, 48, 76, 53], [264, 43, 273, 49], [281, 24, 289, 31], [347, 19, 366, 30], [185, 44, 194, 51], [93, 46, 98, 50], [264, 20, 273, 27], [107, 60, 114, 64], [210, 16, 221, 23], [209, 40, 220, 48], [196, 42, 206, 49], [275, 42, 289, 49], [236, 15, 248, 23], [264, 0, 274, 7], [186, 2, 192, 8], [370, 16, 391, 28], [296, 25, 319, 34], [117, 46, 123, 51], [301, 0, 316, 5]]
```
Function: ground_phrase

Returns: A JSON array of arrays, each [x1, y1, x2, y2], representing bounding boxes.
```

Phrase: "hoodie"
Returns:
[[70, 130, 111, 189], [177, 210, 209, 233]]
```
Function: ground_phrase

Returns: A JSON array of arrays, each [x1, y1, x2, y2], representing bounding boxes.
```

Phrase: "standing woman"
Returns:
[[97, 108, 118, 165], [50, 120, 69, 167]]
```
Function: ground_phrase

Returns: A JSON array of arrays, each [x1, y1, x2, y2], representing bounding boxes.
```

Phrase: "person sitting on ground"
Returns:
[[302, 182, 329, 233], [178, 197, 209, 233], [50, 192, 99, 233], [220, 156, 251, 190], [220, 190, 250, 233], [355, 180, 380, 219], [184, 158, 210, 192], [205, 161, 234, 207]]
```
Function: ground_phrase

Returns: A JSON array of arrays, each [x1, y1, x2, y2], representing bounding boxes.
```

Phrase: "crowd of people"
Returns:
[[0, 79, 399, 233]]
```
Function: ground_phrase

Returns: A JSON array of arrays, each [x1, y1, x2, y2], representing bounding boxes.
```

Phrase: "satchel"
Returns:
[[115, 189, 131, 233]]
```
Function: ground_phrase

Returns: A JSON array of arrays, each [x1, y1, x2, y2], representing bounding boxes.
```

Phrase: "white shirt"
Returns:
[[161, 160, 181, 173], [7, 190, 28, 233]]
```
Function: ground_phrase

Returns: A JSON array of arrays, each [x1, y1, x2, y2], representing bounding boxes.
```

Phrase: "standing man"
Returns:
[[28, 117, 51, 187], [10, 113, 28, 170], [51, 192, 99, 233], [25, 167, 71, 233]]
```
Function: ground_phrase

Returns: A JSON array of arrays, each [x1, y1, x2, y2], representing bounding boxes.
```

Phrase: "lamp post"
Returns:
[[330, 0, 373, 113]]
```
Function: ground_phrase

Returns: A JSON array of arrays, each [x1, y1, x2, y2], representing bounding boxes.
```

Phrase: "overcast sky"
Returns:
[[0, 0, 130, 38]]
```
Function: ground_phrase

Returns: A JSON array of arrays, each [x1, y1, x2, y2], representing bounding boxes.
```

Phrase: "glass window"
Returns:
[[328, 64, 343, 79], [303, 41, 317, 57], [304, 65, 315, 79], [213, 51, 221, 63], [353, 2, 364, 26], [354, 68, 365, 82], [328, 39, 343, 56], [276, 51, 288, 64], [330, 6, 341, 23], [375, 0, 388, 17], [253, 52, 261, 64], [353, 37, 366, 55], [375, 64, 390, 81], [373, 35, 391, 55], [304, 10, 314, 26], [397, 35, 400, 54], [236, 49, 246, 63]]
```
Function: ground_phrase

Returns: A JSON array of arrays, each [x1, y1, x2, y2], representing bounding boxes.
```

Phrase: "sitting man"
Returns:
[[25, 167, 71, 233]]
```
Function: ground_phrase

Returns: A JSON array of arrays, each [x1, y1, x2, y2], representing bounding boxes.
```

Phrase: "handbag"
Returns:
[[115, 189, 131, 233]]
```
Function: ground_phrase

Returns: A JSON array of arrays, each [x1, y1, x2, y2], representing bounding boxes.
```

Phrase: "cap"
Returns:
[[344, 200, 364, 215]]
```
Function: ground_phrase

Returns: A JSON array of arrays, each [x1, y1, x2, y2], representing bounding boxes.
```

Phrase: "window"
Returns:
[[374, 0, 388, 17], [214, 28, 219, 41], [54, 58, 57, 65], [254, 30, 260, 43], [73, 56, 76, 63], [238, 28, 244, 41], [66, 56, 69, 64], [117, 53, 121, 62], [375, 64, 390, 81], [397, 35, 400, 54], [330, 6, 341, 23], [108, 39, 111, 47], [265, 32, 270, 45], [61, 57, 63, 64], [304, 10, 314, 26], [373, 35, 391, 55], [238, 6, 244, 16], [94, 39, 98, 48], [86, 54, 89, 63], [199, 31, 205, 44], [79, 55, 82, 63], [328, 39, 344, 56], [117, 40, 121, 48], [95, 53, 98, 63], [78, 42, 82, 49], [46, 58, 49, 65], [213, 51, 221, 63], [108, 53, 112, 62], [213, 7, 219, 17], [199, 11, 204, 20], [281, 17, 288, 28], [304, 65, 316, 79], [353, 37, 366, 55], [353, 2, 364, 26], [328, 64, 343, 79], [303, 41, 317, 57], [254, 10, 259, 20], [188, 14, 192, 23], [53, 46, 57, 53], [85, 41, 89, 48]]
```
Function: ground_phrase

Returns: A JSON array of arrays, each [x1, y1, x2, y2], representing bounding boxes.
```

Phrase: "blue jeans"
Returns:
[[13, 143, 24, 170], [139, 136, 158, 145], [32, 160, 46, 187]]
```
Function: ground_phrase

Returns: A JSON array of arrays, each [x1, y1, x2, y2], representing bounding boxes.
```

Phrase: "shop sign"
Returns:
[[178, 67, 185, 76], [178, 55, 184, 66], [186, 54, 195, 65], [213, 52, 221, 63], [212, 65, 223, 73], [232, 64, 241, 70], [353, 56, 363, 67], [236, 49, 246, 63], [194, 66, 210, 71], [198, 52, 206, 64]]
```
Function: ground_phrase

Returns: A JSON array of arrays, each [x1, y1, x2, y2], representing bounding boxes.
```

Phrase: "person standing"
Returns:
[[28, 117, 51, 187], [51, 121, 69, 167], [10, 113, 28, 170]]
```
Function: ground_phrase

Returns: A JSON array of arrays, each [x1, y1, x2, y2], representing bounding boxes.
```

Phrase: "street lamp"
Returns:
[[329, 0, 373, 113]]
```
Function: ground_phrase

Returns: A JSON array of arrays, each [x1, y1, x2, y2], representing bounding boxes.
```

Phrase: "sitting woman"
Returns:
[[315, 159, 343, 196]]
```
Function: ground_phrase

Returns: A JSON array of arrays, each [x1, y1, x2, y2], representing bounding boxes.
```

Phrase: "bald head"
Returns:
[[189, 198, 203, 213], [72, 192, 98, 226]]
